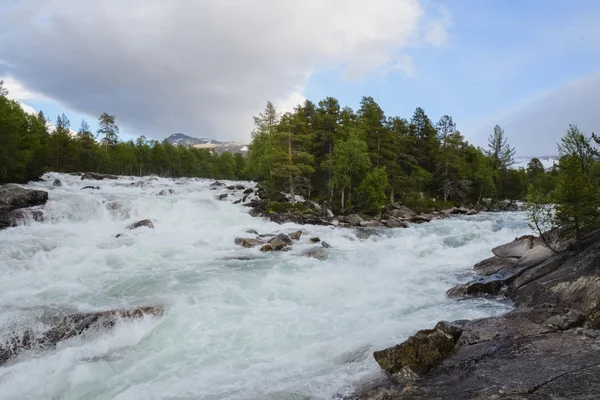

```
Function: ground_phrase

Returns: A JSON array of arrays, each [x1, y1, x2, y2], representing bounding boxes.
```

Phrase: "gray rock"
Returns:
[[0, 185, 48, 213], [245, 229, 259, 235], [473, 256, 519, 276], [340, 214, 363, 226], [81, 172, 118, 180], [218, 193, 228, 200], [127, 219, 154, 230], [243, 188, 253, 195], [302, 247, 327, 260], [492, 235, 534, 258], [81, 186, 100, 190], [388, 204, 416, 219], [373, 328, 456, 374], [383, 219, 409, 228], [53, 179, 62, 187], [0, 306, 164, 365], [322, 241, 332, 248], [234, 237, 265, 248], [268, 233, 293, 250], [289, 230, 303, 241]]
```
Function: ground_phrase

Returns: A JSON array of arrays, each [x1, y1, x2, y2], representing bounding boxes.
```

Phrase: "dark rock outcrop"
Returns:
[[81, 172, 118, 180], [81, 186, 100, 190], [364, 228, 600, 399], [0, 306, 163, 365], [373, 328, 458, 374], [218, 193, 228, 200], [53, 179, 62, 187], [0, 185, 48, 230], [0, 185, 48, 213]]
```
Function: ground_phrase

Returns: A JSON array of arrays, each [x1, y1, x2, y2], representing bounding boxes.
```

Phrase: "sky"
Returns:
[[1, 0, 599, 155]]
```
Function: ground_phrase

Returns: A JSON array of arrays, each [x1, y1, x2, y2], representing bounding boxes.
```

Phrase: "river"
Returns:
[[0, 173, 530, 400]]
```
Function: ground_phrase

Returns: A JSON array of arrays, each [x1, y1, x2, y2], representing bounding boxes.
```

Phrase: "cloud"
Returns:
[[0, 0, 449, 142], [463, 71, 600, 156], [424, 6, 452, 48]]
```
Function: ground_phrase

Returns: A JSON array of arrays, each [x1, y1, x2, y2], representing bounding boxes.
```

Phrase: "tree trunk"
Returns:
[[390, 186, 395, 204], [377, 134, 380, 167], [288, 132, 295, 205], [341, 186, 345, 211], [329, 139, 333, 201]]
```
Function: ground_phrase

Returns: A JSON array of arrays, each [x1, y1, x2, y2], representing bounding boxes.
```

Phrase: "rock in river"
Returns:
[[127, 219, 154, 230], [0, 306, 164, 365], [81, 172, 118, 180]]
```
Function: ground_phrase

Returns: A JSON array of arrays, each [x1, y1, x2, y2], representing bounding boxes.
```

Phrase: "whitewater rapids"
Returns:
[[0, 173, 531, 400]]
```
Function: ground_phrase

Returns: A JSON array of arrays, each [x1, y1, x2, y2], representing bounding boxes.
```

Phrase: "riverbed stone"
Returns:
[[234, 237, 265, 248], [0, 306, 164, 365], [373, 328, 456, 374], [268, 233, 293, 250], [81, 172, 118, 180], [127, 219, 154, 230]]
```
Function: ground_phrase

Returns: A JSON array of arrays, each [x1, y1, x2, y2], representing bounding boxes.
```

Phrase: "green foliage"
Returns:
[[553, 155, 600, 244], [527, 125, 600, 250], [356, 167, 389, 213], [487, 125, 515, 170], [330, 128, 371, 209], [558, 124, 596, 174]]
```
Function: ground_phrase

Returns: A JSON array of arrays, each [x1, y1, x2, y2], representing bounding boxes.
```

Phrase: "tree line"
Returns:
[[0, 81, 246, 184], [245, 97, 528, 213]]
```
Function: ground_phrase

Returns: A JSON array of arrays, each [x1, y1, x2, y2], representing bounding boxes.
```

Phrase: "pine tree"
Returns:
[[272, 112, 315, 204], [487, 125, 515, 170], [558, 124, 595, 174], [409, 107, 439, 177], [97, 113, 120, 150]]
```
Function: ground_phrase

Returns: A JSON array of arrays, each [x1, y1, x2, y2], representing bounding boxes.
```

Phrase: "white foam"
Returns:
[[0, 173, 531, 399]]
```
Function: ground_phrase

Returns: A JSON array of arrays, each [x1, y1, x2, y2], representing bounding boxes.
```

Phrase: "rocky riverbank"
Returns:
[[356, 228, 600, 399], [212, 181, 522, 228]]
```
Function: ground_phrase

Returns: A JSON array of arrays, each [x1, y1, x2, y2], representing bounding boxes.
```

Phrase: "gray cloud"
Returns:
[[0, 0, 447, 142], [463, 71, 600, 156]]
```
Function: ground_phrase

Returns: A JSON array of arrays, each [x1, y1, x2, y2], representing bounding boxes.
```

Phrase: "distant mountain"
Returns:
[[165, 133, 225, 147], [164, 133, 248, 155], [512, 156, 559, 170]]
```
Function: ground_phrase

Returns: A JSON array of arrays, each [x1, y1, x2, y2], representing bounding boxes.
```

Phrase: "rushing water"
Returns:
[[0, 173, 531, 400]]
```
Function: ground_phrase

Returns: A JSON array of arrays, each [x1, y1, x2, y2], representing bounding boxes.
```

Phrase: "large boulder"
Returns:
[[340, 214, 363, 226], [268, 233, 293, 250], [373, 328, 457, 374], [0, 185, 48, 230], [0, 185, 48, 213], [81, 172, 118, 180], [0, 306, 163, 365], [387, 204, 416, 219], [53, 179, 62, 187]]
